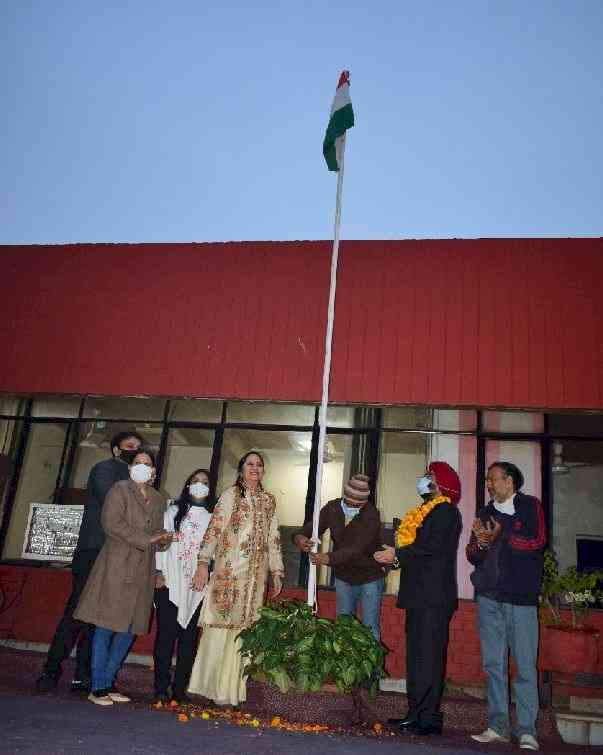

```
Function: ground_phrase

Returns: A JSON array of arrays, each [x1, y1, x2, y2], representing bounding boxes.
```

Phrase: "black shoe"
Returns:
[[153, 693, 170, 705], [71, 679, 91, 693], [36, 673, 59, 693], [171, 692, 191, 705], [408, 722, 443, 736], [388, 715, 417, 729]]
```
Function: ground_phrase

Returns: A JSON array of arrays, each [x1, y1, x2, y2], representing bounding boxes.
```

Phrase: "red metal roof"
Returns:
[[0, 238, 601, 409]]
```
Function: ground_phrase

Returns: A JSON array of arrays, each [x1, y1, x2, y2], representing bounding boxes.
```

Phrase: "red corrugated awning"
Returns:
[[0, 238, 601, 409]]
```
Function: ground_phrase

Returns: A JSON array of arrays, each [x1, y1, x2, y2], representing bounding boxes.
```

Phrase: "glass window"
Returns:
[[326, 406, 378, 428], [68, 421, 162, 493], [32, 397, 81, 418], [326, 406, 354, 428], [382, 406, 432, 430], [377, 432, 430, 525], [226, 401, 315, 426], [218, 428, 313, 588], [433, 409, 477, 431], [485, 440, 542, 499], [82, 396, 166, 421], [551, 440, 603, 575], [160, 428, 215, 501], [482, 411, 544, 433], [548, 413, 603, 437], [2, 423, 69, 560], [0, 396, 28, 416], [382, 406, 477, 431], [0, 419, 23, 526], [169, 399, 223, 423]]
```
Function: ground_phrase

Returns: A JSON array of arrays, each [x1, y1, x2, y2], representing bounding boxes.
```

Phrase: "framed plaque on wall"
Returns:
[[22, 503, 84, 561]]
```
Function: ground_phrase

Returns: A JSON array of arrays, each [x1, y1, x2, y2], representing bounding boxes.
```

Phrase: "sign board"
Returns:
[[22, 503, 84, 562]]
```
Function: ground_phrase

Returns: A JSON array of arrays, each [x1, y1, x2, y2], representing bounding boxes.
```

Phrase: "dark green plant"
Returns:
[[238, 599, 386, 696], [540, 549, 603, 628]]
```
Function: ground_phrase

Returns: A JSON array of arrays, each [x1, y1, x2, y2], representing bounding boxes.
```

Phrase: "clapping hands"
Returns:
[[471, 517, 502, 549]]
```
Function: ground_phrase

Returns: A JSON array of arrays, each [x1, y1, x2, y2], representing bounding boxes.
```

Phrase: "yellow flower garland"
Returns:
[[395, 495, 451, 547]]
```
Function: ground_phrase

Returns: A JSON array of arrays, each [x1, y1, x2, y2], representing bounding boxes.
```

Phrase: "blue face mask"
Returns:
[[416, 475, 434, 496], [341, 500, 361, 519]]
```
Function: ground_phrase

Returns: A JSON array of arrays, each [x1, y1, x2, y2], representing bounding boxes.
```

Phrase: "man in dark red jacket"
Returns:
[[293, 474, 385, 640], [467, 461, 545, 752]]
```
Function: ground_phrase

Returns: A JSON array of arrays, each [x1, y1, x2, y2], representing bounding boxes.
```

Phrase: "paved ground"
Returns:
[[0, 647, 594, 754], [2, 694, 485, 755]]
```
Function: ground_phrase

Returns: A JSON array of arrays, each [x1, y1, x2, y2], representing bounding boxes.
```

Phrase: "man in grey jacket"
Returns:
[[36, 430, 143, 693]]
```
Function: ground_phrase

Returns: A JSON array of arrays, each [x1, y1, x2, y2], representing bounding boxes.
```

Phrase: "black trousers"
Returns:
[[404, 603, 453, 728], [153, 587, 201, 697], [43, 548, 99, 680]]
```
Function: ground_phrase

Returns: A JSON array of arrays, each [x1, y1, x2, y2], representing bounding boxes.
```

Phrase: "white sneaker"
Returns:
[[470, 728, 510, 743], [519, 734, 539, 750], [107, 689, 131, 703], [88, 691, 113, 706]]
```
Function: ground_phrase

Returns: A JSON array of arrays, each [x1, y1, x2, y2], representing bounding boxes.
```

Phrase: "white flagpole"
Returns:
[[307, 132, 347, 609]]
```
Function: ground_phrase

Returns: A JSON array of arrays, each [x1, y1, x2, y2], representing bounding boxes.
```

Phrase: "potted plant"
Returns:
[[539, 550, 603, 674], [238, 599, 386, 724]]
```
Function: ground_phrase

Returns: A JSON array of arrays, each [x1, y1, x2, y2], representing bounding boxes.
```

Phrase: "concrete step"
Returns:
[[570, 695, 603, 715], [556, 711, 603, 746]]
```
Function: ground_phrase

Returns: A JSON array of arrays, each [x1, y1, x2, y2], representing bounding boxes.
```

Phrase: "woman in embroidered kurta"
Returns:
[[188, 451, 284, 705]]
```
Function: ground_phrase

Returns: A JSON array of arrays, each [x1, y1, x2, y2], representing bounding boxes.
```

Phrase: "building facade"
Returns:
[[1, 238, 602, 686]]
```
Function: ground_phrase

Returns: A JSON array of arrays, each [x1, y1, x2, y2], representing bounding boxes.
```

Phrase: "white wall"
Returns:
[[3, 424, 67, 559], [553, 465, 603, 572]]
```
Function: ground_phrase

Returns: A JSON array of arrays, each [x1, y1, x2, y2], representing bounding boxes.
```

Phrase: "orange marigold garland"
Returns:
[[395, 495, 451, 547]]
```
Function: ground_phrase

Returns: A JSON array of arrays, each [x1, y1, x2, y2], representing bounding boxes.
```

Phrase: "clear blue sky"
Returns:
[[2, 1, 602, 244]]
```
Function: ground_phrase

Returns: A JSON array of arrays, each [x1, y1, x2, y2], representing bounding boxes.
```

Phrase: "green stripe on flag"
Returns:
[[323, 102, 354, 171]]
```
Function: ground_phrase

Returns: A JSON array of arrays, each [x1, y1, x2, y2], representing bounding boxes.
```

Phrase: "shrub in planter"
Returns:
[[238, 599, 386, 697], [540, 549, 603, 629], [539, 550, 603, 674]]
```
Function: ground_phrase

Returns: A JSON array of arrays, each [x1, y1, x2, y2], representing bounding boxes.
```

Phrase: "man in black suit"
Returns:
[[375, 461, 462, 736], [36, 430, 144, 693]]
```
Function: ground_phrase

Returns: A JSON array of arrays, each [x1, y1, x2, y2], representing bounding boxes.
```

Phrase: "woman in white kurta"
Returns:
[[153, 468, 213, 704], [188, 451, 284, 706]]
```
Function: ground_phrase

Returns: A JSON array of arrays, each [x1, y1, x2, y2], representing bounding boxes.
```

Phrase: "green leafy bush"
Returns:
[[238, 599, 386, 696], [541, 549, 603, 629]]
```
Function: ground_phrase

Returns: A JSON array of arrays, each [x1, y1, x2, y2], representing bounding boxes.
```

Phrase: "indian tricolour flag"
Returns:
[[323, 70, 355, 172]]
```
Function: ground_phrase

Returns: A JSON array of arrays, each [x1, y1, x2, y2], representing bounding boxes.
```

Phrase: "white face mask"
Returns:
[[416, 475, 434, 496], [189, 481, 209, 499], [130, 463, 153, 484]]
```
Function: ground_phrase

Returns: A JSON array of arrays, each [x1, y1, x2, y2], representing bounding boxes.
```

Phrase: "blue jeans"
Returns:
[[477, 595, 539, 738], [91, 626, 134, 693], [335, 577, 384, 641]]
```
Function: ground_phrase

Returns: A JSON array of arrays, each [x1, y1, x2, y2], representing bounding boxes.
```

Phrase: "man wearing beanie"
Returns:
[[293, 473, 385, 641], [375, 461, 462, 737]]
